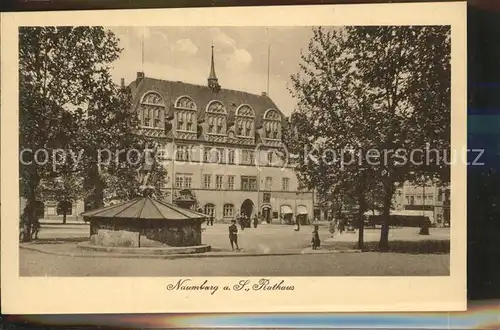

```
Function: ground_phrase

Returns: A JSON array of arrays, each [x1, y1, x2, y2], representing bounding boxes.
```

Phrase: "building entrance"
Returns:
[[262, 205, 272, 223], [240, 199, 254, 219]]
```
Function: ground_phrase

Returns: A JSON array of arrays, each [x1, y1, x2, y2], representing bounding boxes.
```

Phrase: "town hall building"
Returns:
[[128, 46, 314, 223]]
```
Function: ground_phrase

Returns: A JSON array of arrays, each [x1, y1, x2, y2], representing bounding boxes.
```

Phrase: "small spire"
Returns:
[[208, 44, 220, 92]]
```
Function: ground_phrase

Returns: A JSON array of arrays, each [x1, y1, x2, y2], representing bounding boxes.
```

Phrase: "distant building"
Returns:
[[393, 182, 450, 225]]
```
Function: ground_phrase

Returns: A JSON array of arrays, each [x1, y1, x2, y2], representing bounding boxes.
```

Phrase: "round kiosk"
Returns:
[[79, 194, 210, 255]]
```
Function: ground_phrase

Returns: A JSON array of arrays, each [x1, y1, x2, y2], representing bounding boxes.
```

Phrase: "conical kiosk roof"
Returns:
[[81, 196, 206, 221]]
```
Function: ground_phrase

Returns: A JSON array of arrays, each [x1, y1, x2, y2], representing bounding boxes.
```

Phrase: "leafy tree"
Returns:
[[19, 27, 142, 241], [343, 26, 451, 250], [39, 172, 90, 224], [103, 143, 169, 203], [287, 26, 451, 251]]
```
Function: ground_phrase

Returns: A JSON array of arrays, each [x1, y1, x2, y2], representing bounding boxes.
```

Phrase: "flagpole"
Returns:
[[141, 29, 145, 72], [267, 43, 271, 96]]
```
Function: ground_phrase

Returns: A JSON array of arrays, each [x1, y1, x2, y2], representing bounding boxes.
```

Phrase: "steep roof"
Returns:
[[129, 76, 283, 128]]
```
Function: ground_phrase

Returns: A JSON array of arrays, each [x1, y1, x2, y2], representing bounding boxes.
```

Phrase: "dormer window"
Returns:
[[263, 109, 281, 140], [206, 100, 227, 135], [173, 96, 197, 137], [235, 104, 255, 138], [140, 92, 165, 128]]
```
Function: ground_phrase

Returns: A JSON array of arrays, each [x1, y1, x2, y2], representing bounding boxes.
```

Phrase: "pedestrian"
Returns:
[[253, 214, 258, 228], [229, 220, 240, 251], [294, 216, 300, 231], [311, 225, 321, 249], [339, 218, 345, 234], [329, 220, 336, 238], [239, 215, 245, 231]]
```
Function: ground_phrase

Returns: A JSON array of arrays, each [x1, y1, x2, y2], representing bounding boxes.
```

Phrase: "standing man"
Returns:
[[253, 214, 259, 228], [238, 214, 244, 231], [294, 215, 300, 231], [229, 219, 240, 251]]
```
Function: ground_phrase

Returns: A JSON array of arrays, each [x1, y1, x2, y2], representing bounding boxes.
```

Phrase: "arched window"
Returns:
[[223, 203, 234, 217], [263, 109, 281, 140], [175, 95, 197, 110], [204, 203, 215, 218], [235, 104, 255, 138], [206, 100, 227, 135], [140, 92, 165, 128], [174, 96, 197, 133]]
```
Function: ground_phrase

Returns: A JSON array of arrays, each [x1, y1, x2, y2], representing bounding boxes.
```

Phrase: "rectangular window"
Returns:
[[156, 144, 166, 160], [282, 178, 290, 191], [176, 174, 192, 188], [217, 148, 225, 164], [203, 174, 212, 189], [249, 150, 255, 165], [241, 150, 255, 165], [267, 152, 273, 165], [410, 196, 415, 205], [175, 175, 184, 188], [241, 176, 258, 191], [203, 148, 211, 162], [186, 122, 193, 131], [227, 176, 235, 190], [438, 189, 443, 201], [184, 175, 192, 188], [241, 150, 249, 164], [176, 145, 190, 161], [216, 175, 224, 189], [228, 149, 235, 164], [223, 204, 234, 217], [265, 177, 273, 190]]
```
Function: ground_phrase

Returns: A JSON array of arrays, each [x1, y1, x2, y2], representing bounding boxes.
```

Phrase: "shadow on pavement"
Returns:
[[321, 239, 450, 254]]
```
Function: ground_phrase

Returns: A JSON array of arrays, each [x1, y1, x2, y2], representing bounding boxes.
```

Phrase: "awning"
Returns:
[[392, 210, 434, 223], [280, 205, 293, 214], [297, 205, 308, 215]]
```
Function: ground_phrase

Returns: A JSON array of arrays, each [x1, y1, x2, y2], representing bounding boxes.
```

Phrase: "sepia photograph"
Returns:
[[17, 24, 454, 277], [2, 2, 466, 314]]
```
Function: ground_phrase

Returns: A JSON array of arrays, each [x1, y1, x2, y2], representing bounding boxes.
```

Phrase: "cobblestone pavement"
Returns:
[[33, 222, 450, 254], [19, 248, 450, 277]]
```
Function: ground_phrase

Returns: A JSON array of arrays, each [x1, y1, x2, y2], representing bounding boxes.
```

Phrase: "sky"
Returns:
[[107, 26, 314, 115]]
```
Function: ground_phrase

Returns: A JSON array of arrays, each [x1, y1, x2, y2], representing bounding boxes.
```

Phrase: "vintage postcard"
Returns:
[[1, 2, 467, 314]]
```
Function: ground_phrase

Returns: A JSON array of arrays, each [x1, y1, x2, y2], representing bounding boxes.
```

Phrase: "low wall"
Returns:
[[89, 218, 203, 247]]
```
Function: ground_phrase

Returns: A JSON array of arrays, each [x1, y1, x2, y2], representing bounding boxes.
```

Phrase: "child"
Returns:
[[311, 225, 321, 250], [229, 220, 240, 251]]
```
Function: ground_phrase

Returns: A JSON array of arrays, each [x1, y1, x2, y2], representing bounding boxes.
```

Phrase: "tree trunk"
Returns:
[[22, 168, 39, 243], [355, 175, 368, 251], [356, 202, 366, 250], [84, 161, 105, 211], [378, 181, 395, 252], [63, 211, 67, 224]]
